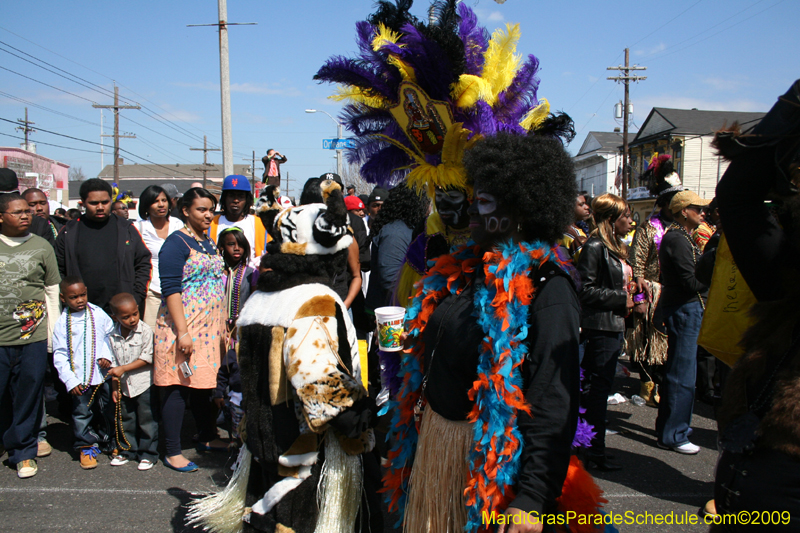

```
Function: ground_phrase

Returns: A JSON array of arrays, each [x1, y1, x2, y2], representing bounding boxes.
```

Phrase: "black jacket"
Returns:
[[577, 237, 628, 332], [56, 214, 152, 307], [659, 227, 709, 308]]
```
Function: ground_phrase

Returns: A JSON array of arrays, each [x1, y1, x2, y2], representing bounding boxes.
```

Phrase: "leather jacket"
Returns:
[[576, 237, 628, 332]]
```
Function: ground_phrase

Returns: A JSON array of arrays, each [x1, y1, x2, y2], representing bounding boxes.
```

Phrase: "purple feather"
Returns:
[[314, 56, 394, 101], [379, 349, 404, 397], [355, 21, 403, 93], [397, 23, 457, 101], [339, 104, 393, 136], [359, 145, 410, 187], [572, 417, 596, 449], [494, 54, 540, 126], [462, 100, 497, 137], [457, 3, 489, 76]]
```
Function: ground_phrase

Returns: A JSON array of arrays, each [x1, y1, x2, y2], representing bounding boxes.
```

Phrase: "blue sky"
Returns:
[[1, 0, 798, 196]]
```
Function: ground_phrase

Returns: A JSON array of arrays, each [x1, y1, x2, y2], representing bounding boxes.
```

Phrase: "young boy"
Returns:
[[0, 193, 61, 479], [52, 276, 115, 469], [107, 292, 158, 470]]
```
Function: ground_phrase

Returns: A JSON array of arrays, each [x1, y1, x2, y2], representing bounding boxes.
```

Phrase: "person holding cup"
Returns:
[[153, 188, 226, 472], [385, 133, 607, 533]]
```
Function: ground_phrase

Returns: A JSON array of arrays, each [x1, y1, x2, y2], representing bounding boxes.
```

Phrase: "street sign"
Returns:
[[322, 138, 355, 150]]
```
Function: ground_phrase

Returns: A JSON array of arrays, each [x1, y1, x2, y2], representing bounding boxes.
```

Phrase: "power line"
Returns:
[[0, 30, 260, 162], [0, 131, 103, 154], [0, 116, 198, 178], [628, 0, 704, 49], [0, 65, 97, 103], [0, 41, 126, 105], [648, 0, 780, 62], [0, 91, 97, 126]]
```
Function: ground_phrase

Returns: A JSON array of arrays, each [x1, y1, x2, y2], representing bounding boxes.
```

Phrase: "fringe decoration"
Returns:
[[313, 431, 363, 533], [403, 408, 473, 533], [185, 445, 252, 533]]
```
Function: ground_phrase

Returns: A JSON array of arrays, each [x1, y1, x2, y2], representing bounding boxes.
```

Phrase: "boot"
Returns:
[[640, 381, 659, 408]]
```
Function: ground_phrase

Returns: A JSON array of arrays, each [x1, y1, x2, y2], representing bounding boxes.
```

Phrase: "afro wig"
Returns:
[[463, 133, 576, 244]]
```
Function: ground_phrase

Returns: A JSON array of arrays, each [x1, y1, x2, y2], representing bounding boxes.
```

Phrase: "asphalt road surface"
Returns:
[[1, 360, 719, 533]]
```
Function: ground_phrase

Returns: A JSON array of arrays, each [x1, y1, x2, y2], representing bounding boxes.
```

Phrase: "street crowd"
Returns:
[[0, 1, 798, 530]]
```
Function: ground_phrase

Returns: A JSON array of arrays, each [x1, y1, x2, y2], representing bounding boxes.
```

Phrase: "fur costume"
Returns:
[[187, 186, 382, 533]]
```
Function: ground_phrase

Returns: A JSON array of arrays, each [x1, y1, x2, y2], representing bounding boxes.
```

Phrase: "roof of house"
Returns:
[[97, 163, 251, 180], [632, 107, 765, 144], [576, 131, 631, 156]]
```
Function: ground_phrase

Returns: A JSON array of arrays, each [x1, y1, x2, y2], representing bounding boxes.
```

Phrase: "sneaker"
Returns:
[[80, 446, 100, 469], [658, 441, 700, 454], [37, 440, 52, 458], [138, 459, 155, 471], [16, 459, 37, 479], [110, 455, 129, 466]]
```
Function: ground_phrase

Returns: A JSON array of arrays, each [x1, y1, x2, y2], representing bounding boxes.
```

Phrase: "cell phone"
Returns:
[[180, 361, 193, 378]]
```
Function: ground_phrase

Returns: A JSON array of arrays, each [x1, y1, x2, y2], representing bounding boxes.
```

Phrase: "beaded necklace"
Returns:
[[226, 262, 247, 320], [183, 225, 215, 253], [668, 222, 706, 310], [66, 306, 96, 394]]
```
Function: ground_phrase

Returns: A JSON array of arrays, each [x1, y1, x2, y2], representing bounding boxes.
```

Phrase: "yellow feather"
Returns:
[[387, 55, 416, 82], [519, 98, 550, 131], [450, 74, 492, 109], [481, 23, 522, 105], [372, 23, 402, 52], [328, 85, 388, 109]]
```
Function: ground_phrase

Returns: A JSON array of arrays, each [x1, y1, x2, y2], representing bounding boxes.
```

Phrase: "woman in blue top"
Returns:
[[154, 188, 226, 472]]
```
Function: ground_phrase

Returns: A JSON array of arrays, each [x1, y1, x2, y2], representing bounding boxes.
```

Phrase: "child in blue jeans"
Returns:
[[53, 277, 115, 470], [107, 292, 158, 470]]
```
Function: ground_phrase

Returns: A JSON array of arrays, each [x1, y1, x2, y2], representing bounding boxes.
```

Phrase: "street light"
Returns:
[[305, 109, 343, 177]]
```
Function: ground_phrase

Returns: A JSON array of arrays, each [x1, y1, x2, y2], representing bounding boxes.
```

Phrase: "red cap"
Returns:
[[345, 196, 365, 210]]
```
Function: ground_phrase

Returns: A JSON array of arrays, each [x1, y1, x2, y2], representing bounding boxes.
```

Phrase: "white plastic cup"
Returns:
[[374, 306, 406, 352]]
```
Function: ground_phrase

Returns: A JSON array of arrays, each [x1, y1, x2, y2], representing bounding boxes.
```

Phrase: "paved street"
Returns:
[[0, 360, 718, 533]]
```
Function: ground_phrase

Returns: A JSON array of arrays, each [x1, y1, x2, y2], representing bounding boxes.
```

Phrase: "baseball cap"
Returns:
[[160, 183, 183, 199], [222, 174, 252, 192], [319, 172, 343, 188], [0, 168, 19, 193], [345, 196, 365, 211], [368, 187, 389, 205], [670, 191, 711, 214]]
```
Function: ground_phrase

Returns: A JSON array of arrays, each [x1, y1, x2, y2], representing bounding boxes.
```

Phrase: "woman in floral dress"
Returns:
[[154, 187, 226, 472]]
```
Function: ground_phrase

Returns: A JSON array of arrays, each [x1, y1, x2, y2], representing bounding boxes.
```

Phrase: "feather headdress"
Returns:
[[314, 0, 574, 195]]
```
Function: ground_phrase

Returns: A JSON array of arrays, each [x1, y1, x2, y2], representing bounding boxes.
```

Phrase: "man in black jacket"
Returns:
[[56, 179, 151, 314]]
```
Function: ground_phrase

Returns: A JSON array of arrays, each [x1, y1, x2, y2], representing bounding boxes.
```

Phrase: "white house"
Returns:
[[629, 107, 765, 200], [572, 131, 629, 197]]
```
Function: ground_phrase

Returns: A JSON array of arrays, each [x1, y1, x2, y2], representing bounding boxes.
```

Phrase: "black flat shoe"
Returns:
[[585, 454, 623, 471]]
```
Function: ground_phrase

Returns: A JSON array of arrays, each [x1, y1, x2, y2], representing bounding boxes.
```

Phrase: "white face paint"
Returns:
[[475, 192, 497, 215]]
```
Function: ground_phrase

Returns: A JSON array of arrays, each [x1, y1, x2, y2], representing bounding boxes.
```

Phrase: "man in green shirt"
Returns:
[[0, 193, 61, 478]]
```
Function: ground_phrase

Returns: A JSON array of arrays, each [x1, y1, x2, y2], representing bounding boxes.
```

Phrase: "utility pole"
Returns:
[[16, 107, 36, 151], [100, 110, 104, 172], [93, 84, 140, 185], [243, 151, 262, 193], [608, 48, 646, 199], [188, 4, 256, 178], [191, 135, 220, 189]]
